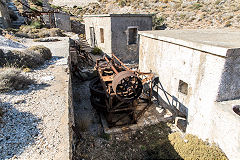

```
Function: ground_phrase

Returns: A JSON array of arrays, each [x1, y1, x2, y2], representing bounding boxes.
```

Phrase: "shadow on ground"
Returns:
[[3, 83, 51, 96], [36, 56, 65, 71], [74, 121, 182, 160], [0, 102, 41, 159]]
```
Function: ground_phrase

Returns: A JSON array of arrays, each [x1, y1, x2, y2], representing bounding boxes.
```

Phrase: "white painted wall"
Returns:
[[139, 32, 240, 160], [84, 16, 112, 55]]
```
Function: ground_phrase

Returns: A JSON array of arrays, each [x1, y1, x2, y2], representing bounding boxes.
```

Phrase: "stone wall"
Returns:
[[139, 30, 240, 160]]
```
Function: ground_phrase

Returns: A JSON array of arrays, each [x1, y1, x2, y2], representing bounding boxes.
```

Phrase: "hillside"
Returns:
[[59, 0, 240, 29]]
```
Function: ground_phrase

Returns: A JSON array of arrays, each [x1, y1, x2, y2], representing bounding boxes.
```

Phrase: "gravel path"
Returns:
[[0, 38, 70, 159]]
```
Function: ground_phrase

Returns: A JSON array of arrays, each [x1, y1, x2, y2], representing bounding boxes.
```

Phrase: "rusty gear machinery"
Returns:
[[112, 71, 143, 101], [90, 54, 154, 127]]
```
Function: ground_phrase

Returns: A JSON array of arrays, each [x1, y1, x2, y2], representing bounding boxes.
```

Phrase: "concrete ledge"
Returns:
[[139, 29, 240, 57]]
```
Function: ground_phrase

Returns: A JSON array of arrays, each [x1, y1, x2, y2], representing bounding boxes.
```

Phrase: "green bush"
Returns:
[[153, 16, 166, 30], [91, 47, 103, 55], [118, 0, 127, 7], [32, 0, 43, 7], [30, 20, 42, 29]]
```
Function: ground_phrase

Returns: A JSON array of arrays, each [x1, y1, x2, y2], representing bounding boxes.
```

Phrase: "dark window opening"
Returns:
[[178, 80, 188, 95], [128, 27, 138, 45], [90, 27, 96, 47], [100, 28, 104, 43]]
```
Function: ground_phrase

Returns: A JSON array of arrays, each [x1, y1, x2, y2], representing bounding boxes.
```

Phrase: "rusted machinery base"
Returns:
[[90, 54, 154, 128], [90, 77, 152, 127]]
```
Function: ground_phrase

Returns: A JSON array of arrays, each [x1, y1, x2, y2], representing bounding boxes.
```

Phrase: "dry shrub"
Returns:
[[168, 132, 228, 159], [76, 114, 91, 132], [16, 26, 65, 39], [28, 45, 52, 60], [0, 46, 52, 68], [0, 68, 34, 92]]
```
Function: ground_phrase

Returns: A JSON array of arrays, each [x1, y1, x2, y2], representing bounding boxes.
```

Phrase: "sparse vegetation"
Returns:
[[91, 47, 103, 55], [215, 0, 221, 5], [16, 26, 66, 39], [30, 20, 43, 29], [0, 46, 52, 68], [168, 132, 228, 159], [76, 114, 91, 132], [0, 67, 34, 92], [32, 0, 43, 7], [118, 0, 127, 7], [190, 3, 203, 10], [28, 45, 52, 60], [153, 16, 166, 30], [100, 133, 111, 140], [76, 122, 227, 159], [224, 21, 231, 27]]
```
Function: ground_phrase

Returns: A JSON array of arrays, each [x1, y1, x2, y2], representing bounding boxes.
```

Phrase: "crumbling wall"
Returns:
[[139, 34, 240, 160]]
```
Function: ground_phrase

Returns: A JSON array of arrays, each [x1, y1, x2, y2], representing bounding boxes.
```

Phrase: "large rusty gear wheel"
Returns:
[[112, 71, 143, 101]]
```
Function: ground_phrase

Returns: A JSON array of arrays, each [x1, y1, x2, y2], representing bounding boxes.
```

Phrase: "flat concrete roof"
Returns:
[[139, 29, 240, 57], [83, 14, 153, 17]]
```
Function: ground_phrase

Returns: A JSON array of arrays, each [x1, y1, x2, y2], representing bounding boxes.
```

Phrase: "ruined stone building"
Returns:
[[84, 14, 153, 62], [0, 0, 11, 28], [138, 29, 240, 160]]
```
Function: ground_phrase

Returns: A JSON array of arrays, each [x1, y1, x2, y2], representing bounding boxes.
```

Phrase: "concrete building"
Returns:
[[84, 14, 153, 62], [0, 0, 11, 28], [138, 29, 240, 160]]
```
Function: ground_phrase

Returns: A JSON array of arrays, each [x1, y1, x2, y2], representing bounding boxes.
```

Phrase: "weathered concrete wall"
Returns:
[[84, 16, 112, 55], [139, 30, 240, 160], [54, 13, 71, 32], [111, 16, 152, 62], [0, 1, 11, 28], [68, 60, 74, 160]]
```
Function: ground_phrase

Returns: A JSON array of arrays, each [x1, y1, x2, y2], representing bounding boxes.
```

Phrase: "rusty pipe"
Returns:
[[104, 56, 119, 74], [112, 53, 130, 71]]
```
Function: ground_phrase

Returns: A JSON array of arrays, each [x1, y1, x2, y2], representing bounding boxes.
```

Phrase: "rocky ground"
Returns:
[[0, 37, 70, 159], [60, 0, 240, 30]]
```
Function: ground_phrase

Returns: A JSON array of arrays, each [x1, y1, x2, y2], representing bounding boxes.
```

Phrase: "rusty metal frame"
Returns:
[[90, 53, 154, 127]]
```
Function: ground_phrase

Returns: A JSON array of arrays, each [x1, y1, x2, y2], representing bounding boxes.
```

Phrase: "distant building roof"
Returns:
[[83, 14, 153, 18]]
